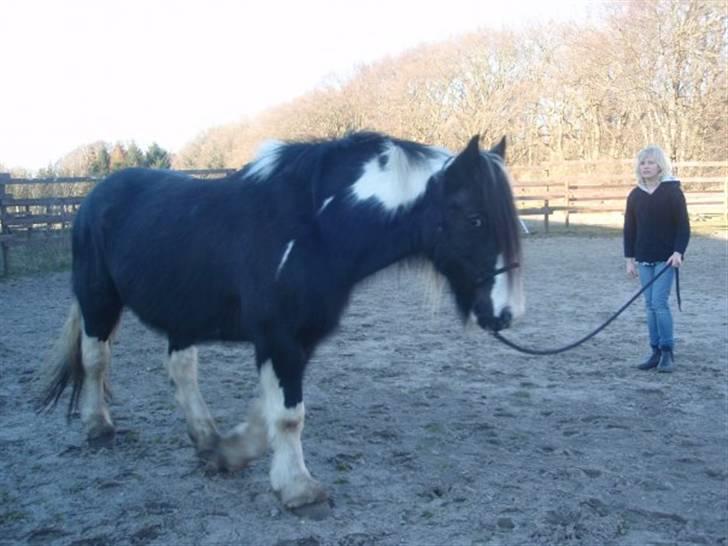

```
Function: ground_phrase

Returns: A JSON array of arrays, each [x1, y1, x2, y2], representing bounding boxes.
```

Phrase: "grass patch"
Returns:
[[1, 233, 71, 278]]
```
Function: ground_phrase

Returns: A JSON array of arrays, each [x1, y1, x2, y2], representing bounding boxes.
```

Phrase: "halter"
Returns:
[[475, 261, 519, 287], [492, 261, 519, 277]]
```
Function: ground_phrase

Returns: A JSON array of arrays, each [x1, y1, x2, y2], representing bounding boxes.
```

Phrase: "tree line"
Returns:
[[4, 0, 723, 177], [33, 141, 172, 178], [175, 0, 725, 171]]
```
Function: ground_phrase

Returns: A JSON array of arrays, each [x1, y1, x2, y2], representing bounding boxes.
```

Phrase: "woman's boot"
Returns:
[[657, 348, 674, 373], [637, 346, 661, 370]]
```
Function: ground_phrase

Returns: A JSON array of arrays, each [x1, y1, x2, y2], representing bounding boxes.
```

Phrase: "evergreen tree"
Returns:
[[145, 143, 171, 169], [125, 141, 145, 167], [88, 146, 110, 177]]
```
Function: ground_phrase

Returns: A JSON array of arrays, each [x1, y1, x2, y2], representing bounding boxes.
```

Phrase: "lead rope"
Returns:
[[493, 263, 679, 356]]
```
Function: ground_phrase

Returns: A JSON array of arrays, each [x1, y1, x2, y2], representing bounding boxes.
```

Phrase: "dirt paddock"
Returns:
[[1, 234, 726, 546]]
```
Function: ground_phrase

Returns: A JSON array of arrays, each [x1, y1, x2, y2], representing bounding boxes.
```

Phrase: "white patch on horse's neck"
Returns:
[[276, 240, 295, 279], [247, 140, 283, 180], [351, 142, 449, 211], [318, 196, 335, 215]]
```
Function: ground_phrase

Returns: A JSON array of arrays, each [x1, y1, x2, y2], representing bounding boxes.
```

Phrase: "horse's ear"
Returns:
[[491, 136, 507, 160], [444, 135, 481, 194], [450, 135, 481, 169], [465, 134, 481, 158]]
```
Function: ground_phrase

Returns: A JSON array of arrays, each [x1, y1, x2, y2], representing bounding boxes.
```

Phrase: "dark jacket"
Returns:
[[623, 179, 690, 262]]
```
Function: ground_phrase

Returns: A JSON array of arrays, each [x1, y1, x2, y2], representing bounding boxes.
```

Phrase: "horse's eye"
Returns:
[[468, 215, 483, 228]]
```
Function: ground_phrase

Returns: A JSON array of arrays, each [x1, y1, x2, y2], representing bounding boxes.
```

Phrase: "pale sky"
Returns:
[[0, 0, 595, 171]]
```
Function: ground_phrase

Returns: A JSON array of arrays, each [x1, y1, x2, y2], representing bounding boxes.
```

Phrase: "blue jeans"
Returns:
[[638, 262, 675, 350]]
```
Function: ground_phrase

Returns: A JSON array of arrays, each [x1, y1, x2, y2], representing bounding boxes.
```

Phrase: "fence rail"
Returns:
[[1, 163, 726, 275]]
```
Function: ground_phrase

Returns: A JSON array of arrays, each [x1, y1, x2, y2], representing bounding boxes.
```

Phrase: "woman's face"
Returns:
[[639, 156, 661, 181]]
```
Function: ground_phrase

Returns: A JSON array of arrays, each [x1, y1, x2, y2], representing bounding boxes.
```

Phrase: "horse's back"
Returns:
[[72, 168, 270, 345]]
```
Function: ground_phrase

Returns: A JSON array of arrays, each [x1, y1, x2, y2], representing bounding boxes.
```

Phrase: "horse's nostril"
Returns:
[[501, 308, 512, 324], [498, 308, 513, 330]]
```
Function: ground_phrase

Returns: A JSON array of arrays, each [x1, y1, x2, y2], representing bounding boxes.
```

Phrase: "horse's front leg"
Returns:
[[166, 346, 221, 462], [260, 347, 327, 509], [215, 397, 268, 470]]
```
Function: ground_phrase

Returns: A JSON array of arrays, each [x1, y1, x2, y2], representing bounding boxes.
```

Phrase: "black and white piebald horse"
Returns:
[[40, 131, 523, 510]]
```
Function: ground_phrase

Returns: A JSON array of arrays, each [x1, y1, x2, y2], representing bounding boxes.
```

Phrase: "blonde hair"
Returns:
[[635, 145, 673, 185]]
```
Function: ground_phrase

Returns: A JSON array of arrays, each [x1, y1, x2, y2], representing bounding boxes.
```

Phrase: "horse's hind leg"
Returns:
[[166, 346, 222, 463], [73, 239, 122, 445], [77, 292, 121, 446], [79, 331, 115, 445]]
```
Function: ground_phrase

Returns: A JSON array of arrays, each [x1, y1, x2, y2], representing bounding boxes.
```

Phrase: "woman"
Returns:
[[624, 145, 690, 373]]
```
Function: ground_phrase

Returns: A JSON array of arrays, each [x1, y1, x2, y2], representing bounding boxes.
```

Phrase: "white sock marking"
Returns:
[[259, 362, 312, 498], [80, 332, 112, 427]]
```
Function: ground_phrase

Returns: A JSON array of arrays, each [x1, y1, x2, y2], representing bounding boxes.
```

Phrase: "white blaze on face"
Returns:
[[351, 142, 448, 211], [490, 254, 510, 317]]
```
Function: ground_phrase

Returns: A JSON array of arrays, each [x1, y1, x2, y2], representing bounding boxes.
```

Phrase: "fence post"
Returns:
[[0, 173, 10, 276], [563, 177, 570, 229], [724, 177, 727, 228], [544, 199, 550, 234]]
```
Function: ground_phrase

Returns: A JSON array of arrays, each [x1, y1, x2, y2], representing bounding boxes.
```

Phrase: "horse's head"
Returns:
[[426, 135, 523, 332]]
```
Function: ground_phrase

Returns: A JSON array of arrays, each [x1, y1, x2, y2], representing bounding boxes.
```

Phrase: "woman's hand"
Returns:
[[626, 258, 637, 278], [667, 251, 683, 268]]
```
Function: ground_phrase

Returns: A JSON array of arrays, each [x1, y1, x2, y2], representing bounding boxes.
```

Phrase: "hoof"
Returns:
[[213, 425, 266, 472], [197, 447, 227, 474], [278, 478, 329, 510], [87, 423, 115, 449], [191, 431, 225, 471], [290, 498, 333, 520], [196, 440, 257, 474]]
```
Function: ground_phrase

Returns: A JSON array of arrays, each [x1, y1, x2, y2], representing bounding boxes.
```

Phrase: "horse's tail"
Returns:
[[37, 301, 84, 418]]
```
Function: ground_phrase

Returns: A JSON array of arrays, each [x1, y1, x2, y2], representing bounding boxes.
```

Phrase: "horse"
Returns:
[[39, 131, 524, 511]]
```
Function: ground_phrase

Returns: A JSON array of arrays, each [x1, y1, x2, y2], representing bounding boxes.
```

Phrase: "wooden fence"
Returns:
[[510, 160, 727, 231], [0, 169, 234, 276], [1, 163, 726, 275]]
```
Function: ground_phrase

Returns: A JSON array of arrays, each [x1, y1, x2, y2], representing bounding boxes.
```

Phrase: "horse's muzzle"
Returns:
[[475, 307, 513, 332]]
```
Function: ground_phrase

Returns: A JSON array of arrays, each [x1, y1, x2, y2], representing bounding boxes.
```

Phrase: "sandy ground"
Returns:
[[1, 234, 726, 546]]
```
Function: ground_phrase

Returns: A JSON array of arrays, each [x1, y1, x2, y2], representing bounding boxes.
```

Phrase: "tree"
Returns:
[[88, 145, 110, 176], [145, 143, 171, 169], [125, 142, 145, 167], [109, 143, 127, 172], [37, 163, 58, 178], [170, 1, 725, 167]]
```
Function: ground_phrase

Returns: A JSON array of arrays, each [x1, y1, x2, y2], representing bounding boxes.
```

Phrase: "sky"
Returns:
[[0, 0, 596, 171]]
